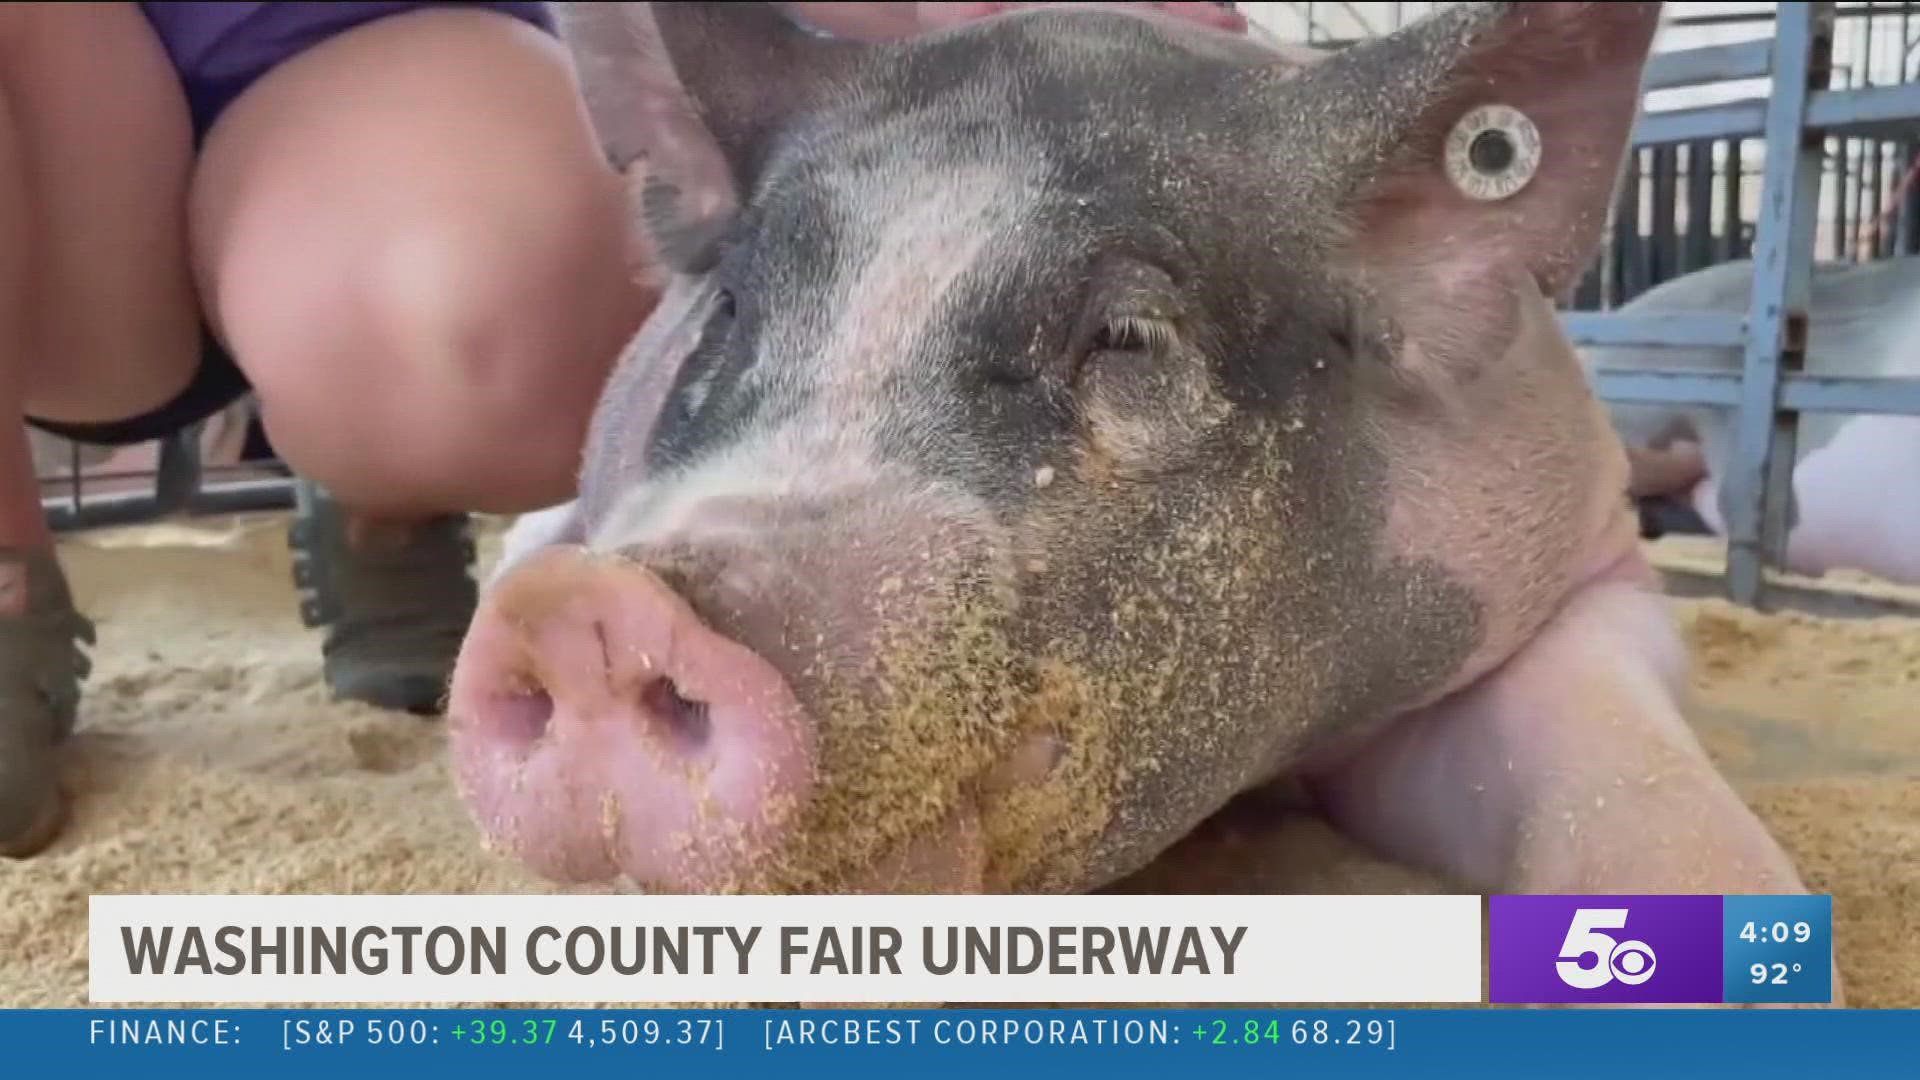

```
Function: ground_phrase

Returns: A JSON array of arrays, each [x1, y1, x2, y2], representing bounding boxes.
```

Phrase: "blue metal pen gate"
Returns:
[[1566, 1, 1920, 615]]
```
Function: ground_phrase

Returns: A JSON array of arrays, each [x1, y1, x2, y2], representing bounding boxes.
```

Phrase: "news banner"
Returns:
[[5, 892, 1913, 1077]]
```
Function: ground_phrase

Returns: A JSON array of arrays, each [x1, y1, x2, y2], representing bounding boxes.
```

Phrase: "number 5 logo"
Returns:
[[1556, 907, 1658, 989]]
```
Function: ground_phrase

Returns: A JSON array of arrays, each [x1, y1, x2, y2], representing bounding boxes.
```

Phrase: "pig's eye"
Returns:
[[1066, 314, 1174, 386], [1084, 315, 1174, 366], [1094, 317, 1165, 353], [696, 287, 739, 349]]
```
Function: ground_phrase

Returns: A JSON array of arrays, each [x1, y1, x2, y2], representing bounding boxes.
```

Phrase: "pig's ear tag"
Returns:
[[1443, 104, 1542, 202]]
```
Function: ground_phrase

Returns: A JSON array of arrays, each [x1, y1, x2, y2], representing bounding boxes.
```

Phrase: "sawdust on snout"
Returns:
[[656, 579, 1029, 895], [0, 516, 1915, 1009]]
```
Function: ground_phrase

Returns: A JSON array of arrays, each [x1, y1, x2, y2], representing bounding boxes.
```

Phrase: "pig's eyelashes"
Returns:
[[1074, 315, 1175, 381], [983, 315, 1173, 392], [1054, 314, 1175, 388], [1093, 316, 1173, 355]]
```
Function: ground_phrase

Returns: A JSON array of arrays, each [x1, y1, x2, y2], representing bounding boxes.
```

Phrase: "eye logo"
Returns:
[[1555, 908, 1660, 990]]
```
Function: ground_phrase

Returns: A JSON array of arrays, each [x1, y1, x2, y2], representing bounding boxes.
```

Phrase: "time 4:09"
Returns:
[[1738, 920, 1814, 945]]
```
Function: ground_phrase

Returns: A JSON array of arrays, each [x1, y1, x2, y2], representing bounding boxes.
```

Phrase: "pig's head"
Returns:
[[448, 2, 1664, 895]]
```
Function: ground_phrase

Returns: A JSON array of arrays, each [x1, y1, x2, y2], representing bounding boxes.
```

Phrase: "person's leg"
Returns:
[[189, 6, 651, 711], [0, 2, 204, 855]]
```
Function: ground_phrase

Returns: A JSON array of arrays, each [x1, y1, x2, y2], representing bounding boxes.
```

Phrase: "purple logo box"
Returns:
[[1489, 895, 1724, 1004]]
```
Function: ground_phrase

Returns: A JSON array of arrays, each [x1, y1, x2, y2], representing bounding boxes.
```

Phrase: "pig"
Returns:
[[447, 0, 1827, 986], [1584, 255, 1920, 585]]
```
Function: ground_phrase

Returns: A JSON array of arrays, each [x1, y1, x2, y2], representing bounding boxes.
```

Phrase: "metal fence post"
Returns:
[[153, 425, 203, 515], [1722, 1, 1834, 609]]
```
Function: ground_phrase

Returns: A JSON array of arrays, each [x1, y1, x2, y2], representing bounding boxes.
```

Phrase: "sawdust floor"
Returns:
[[0, 515, 1913, 1008]]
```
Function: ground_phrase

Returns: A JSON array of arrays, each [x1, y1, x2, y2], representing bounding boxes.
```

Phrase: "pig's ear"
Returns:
[[554, 2, 736, 271], [1290, 3, 1663, 366], [554, 2, 681, 174], [554, 3, 859, 274], [647, 2, 863, 191]]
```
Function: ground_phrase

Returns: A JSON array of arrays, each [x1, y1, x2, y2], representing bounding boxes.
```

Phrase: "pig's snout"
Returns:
[[446, 545, 814, 892]]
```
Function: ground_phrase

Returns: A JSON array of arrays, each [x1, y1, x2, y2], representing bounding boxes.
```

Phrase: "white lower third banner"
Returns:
[[89, 894, 1484, 1005]]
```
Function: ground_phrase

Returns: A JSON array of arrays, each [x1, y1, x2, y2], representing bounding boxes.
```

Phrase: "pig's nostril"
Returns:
[[491, 686, 554, 745], [640, 676, 712, 749]]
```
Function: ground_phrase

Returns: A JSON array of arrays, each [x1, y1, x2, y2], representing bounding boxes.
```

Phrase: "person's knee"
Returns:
[[370, 183, 630, 420], [253, 384, 588, 517], [190, 5, 652, 514], [234, 195, 633, 514]]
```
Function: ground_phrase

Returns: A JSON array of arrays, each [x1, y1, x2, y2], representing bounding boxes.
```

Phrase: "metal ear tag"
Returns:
[[1443, 104, 1543, 202]]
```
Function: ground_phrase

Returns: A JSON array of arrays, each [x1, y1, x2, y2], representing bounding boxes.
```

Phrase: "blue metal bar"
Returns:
[[1590, 370, 1742, 407], [1634, 99, 1770, 146], [1779, 374, 1920, 414], [1628, 83, 1920, 150], [1590, 370, 1920, 415], [1642, 39, 1777, 89], [1724, 1, 1831, 608], [1559, 312, 1747, 347], [1666, 3, 1910, 29], [1806, 80, 1920, 138]]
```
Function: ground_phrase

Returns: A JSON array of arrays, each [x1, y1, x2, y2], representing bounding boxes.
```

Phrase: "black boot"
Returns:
[[0, 547, 93, 857], [287, 480, 478, 715]]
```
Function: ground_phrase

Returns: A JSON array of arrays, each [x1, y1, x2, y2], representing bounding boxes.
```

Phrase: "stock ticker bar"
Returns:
[[32, 890, 1892, 1077], [8, 1007, 1920, 1078]]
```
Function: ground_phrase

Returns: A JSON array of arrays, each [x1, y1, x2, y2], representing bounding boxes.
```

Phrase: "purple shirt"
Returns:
[[140, 2, 555, 139]]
